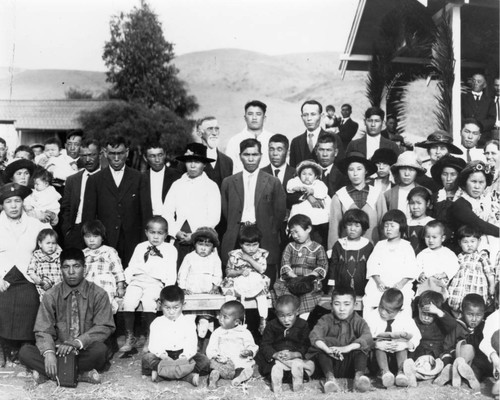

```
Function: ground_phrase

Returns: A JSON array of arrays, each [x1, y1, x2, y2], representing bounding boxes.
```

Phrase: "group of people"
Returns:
[[0, 88, 498, 395]]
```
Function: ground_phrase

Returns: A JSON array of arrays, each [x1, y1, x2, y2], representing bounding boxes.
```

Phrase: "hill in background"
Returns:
[[0, 49, 438, 148]]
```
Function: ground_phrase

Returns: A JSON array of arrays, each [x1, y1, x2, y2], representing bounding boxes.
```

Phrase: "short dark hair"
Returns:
[[316, 132, 338, 148], [418, 290, 444, 309], [386, 114, 397, 122], [221, 300, 245, 322], [36, 228, 58, 246], [80, 138, 101, 152], [407, 186, 431, 203], [238, 224, 262, 244], [239, 138, 261, 154], [341, 209, 370, 232], [30, 143, 43, 151], [146, 215, 168, 232], [456, 225, 481, 241], [341, 103, 352, 112], [269, 134, 289, 150], [106, 135, 129, 149], [381, 209, 407, 235], [331, 285, 356, 301], [462, 117, 483, 132], [301, 100, 323, 114], [288, 213, 312, 231], [14, 145, 35, 160], [143, 140, 164, 154], [423, 220, 445, 236], [32, 168, 53, 185], [44, 137, 62, 149], [60, 248, 85, 266], [461, 293, 485, 311], [159, 285, 185, 303], [82, 220, 107, 241], [380, 288, 404, 309], [364, 106, 385, 120], [325, 104, 335, 112], [0, 138, 6, 147], [66, 129, 84, 141], [275, 294, 300, 311], [244, 100, 267, 114]]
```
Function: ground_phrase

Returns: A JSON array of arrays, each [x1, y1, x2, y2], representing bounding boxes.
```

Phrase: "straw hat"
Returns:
[[391, 151, 426, 175]]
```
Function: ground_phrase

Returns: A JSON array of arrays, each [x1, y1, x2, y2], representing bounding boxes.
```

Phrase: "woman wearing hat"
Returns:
[[383, 151, 428, 218], [449, 161, 499, 254], [3, 158, 35, 187], [0, 183, 50, 359], [415, 131, 463, 178], [367, 148, 398, 195], [327, 152, 387, 250]]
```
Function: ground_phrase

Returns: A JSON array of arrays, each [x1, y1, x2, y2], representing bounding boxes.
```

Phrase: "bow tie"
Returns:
[[144, 245, 163, 262]]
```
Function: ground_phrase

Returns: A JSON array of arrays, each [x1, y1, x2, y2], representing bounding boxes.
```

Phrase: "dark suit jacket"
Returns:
[[204, 150, 233, 188], [82, 166, 152, 264], [261, 164, 296, 209], [220, 171, 286, 265], [321, 164, 349, 197], [289, 129, 346, 168], [346, 134, 401, 157], [142, 166, 182, 210], [60, 170, 84, 236], [461, 91, 496, 133], [338, 118, 359, 149]]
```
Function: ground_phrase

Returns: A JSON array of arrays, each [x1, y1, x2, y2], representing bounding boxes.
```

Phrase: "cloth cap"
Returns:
[[0, 182, 32, 203], [296, 159, 323, 177]]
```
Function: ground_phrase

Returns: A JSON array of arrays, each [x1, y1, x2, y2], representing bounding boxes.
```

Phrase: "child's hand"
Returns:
[[209, 285, 220, 295], [116, 286, 126, 298], [304, 187, 314, 196], [159, 353, 170, 360], [178, 354, 187, 359], [240, 349, 253, 358], [377, 282, 388, 292], [375, 340, 393, 352], [276, 350, 291, 361], [389, 341, 409, 352], [417, 273, 427, 283], [422, 302, 442, 316], [242, 269, 250, 277], [215, 355, 228, 363], [41, 279, 53, 291]]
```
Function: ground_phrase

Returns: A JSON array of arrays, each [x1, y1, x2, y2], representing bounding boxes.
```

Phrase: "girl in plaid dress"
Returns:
[[447, 225, 495, 315], [274, 214, 328, 319], [82, 220, 126, 314]]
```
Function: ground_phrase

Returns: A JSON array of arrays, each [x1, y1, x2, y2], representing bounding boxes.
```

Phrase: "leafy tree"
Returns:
[[65, 87, 93, 99], [103, 1, 198, 118]]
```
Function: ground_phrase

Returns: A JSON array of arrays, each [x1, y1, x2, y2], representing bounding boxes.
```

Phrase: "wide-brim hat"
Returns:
[[458, 160, 494, 189], [4, 159, 35, 182], [391, 151, 426, 175], [191, 226, 220, 247], [337, 151, 377, 176], [370, 148, 398, 166], [430, 155, 467, 184], [296, 160, 323, 177], [176, 142, 214, 164], [0, 182, 32, 203], [415, 130, 463, 155]]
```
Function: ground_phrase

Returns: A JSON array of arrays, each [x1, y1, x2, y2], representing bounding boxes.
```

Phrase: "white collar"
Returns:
[[150, 166, 165, 175], [306, 126, 322, 136]]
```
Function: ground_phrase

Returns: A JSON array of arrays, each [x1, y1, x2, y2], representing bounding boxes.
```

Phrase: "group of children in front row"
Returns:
[[25, 211, 499, 394]]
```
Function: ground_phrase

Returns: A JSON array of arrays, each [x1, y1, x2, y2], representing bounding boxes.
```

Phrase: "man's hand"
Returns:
[[377, 282, 388, 292], [327, 346, 344, 360], [307, 195, 324, 209], [44, 352, 57, 380], [56, 341, 79, 357], [0, 279, 10, 292]]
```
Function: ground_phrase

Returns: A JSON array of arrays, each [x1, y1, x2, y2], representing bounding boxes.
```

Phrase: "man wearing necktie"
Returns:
[[19, 248, 115, 385], [457, 119, 487, 163]]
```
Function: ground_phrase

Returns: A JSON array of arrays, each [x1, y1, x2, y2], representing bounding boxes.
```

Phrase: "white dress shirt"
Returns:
[[457, 145, 486, 163], [241, 169, 258, 223], [366, 134, 380, 159], [76, 168, 100, 224], [150, 167, 165, 216], [110, 166, 125, 187], [148, 314, 198, 359], [206, 147, 218, 169], [225, 128, 273, 173], [270, 165, 285, 183]]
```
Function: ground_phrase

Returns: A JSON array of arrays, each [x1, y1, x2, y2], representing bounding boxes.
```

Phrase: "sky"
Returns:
[[1, 0, 358, 71]]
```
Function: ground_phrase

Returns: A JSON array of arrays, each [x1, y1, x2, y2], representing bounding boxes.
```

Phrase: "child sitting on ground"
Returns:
[[206, 300, 259, 389], [328, 209, 374, 296], [141, 285, 210, 386], [407, 187, 434, 255], [82, 220, 125, 314], [480, 307, 500, 398], [27, 228, 62, 298], [255, 294, 315, 393], [177, 226, 222, 295], [274, 214, 328, 321], [435, 294, 489, 390], [120, 216, 178, 353], [221, 225, 270, 334], [366, 288, 421, 388], [308, 286, 373, 393], [23, 168, 61, 226], [447, 225, 495, 317], [416, 220, 459, 298]]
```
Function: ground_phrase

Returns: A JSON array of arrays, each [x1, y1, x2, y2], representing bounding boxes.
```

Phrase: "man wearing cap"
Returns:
[[346, 107, 401, 159], [82, 135, 152, 267], [161, 143, 221, 267], [457, 118, 487, 163], [221, 138, 286, 287], [196, 116, 233, 188]]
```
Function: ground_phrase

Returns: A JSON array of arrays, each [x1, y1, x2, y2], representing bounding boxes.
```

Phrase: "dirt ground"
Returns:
[[0, 341, 497, 400]]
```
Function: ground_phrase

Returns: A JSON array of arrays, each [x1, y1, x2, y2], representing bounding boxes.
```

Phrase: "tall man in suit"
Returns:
[[337, 103, 359, 149], [60, 139, 101, 249], [290, 100, 346, 168], [196, 116, 233, 187], [260, 133, 295, 192], [142, 141, 182, 216], [315, 133, 349, 197], [221, 138, 286, 287], [82, 135, 152, 267], [346, 106, 401, 159]]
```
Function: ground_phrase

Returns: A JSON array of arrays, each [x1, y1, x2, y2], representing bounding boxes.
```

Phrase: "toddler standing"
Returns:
[[23, 169, 61, 226], [407, 187, 434, 254], [27, 228, 62, 297]]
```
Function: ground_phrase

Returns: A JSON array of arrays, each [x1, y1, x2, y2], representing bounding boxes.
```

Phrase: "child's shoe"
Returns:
[[323, 373, 340, 393], [231, 367, 253, 386], [208, 370, 220, 390], [395, 372, 409, 387], [455, 357, 480, 391], [258, 318, 267, 335], [433, 364, 452, 386], [182, 372, 199, 387], [119, 333, 137, 353], [381, 370, 395, 388], [78, 369, 101, 384], [271, 365, 283, 393], [354, 371, 371, 392], [403, 359, 417, 387]]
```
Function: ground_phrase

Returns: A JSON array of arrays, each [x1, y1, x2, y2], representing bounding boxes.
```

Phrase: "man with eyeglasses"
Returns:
[[458, 118, 486, 163], [83, 135, 152, 267], [346, 106, 401, 159], [196, 116, 233, 188]]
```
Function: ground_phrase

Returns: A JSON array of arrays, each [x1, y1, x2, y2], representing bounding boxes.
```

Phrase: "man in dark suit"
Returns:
[[82, 135, 152, 267], [346, 106, 401, 159], [142, 141, 182, 217], [315, 133, 349, 197], [221, 138, 286, 287], [60, 139, 101, 249], [462, 73, 496, 146], [289, 100, 345, 168], [196, 116, 233, 187], [260, 133, 295, 197], [337, 103, 359, 149]]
